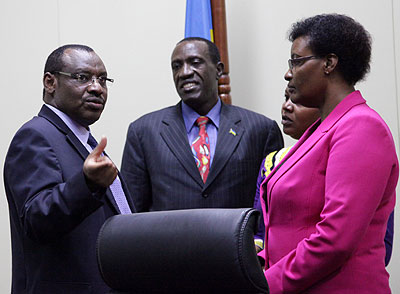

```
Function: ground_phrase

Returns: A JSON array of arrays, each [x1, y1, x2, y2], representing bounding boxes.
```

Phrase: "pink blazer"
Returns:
[[260, 91, 398, 293]]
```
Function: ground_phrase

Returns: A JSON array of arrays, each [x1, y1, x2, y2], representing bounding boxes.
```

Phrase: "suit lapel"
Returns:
[[264, 91, 367, 207], [39, 105, 90, 159], [38, 105, 123, 214], [204, 104, 244, 190], [160, 103, 204, 188], [265, 121, 324, 206]]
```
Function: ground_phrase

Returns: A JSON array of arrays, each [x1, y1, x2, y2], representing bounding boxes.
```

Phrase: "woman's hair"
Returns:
[[288, 14, 372, 85]]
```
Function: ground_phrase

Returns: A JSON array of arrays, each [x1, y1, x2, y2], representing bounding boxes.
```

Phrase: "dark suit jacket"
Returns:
[[121, 101, 283, 212], [3, 105, 135, 294]]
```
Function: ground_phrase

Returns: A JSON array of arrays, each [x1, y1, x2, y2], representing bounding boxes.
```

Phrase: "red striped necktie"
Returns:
[[191, 116, 210, 183]]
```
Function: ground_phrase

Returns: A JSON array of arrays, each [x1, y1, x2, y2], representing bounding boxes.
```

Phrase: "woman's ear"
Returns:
[[324, 53, 339, 75]]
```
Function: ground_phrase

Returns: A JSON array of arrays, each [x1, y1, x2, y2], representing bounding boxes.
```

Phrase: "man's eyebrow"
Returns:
[[70, 68, 108, 75], [188, 55, 203, 60], [171, 58, 181, 62]]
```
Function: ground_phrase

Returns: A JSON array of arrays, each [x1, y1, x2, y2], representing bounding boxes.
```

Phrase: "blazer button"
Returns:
[[202, 192, 208, 198]]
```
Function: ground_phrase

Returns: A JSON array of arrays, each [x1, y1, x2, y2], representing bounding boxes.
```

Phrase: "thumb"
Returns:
[[90, 136, 107, 158]]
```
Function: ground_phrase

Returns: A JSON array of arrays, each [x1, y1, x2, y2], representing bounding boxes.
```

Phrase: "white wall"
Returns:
[[388, 0, 400, 290], [0, 0, 398, 292]]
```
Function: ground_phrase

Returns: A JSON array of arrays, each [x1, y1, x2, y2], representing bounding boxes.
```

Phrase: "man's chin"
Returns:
[[77, 114, 102, 127], [180, 94, 200, 105]]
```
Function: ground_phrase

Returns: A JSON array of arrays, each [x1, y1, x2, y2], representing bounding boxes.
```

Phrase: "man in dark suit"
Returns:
[[121, 37, 283, 212], [4, 44, 135, 293]]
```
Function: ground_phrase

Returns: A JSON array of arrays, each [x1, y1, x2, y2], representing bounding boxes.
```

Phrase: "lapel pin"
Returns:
[[229, 128, 237, 136]]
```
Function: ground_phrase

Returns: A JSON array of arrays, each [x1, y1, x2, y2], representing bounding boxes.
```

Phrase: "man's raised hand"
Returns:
[[83, 136, 117, 188]]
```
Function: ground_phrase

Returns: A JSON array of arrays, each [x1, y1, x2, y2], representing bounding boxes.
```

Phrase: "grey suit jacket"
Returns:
[[121, 101, 283, 212]]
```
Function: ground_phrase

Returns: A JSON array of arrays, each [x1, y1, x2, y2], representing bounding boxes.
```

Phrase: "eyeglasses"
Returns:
[[54, 71, 114, 88], [288, 55, 319, 70]]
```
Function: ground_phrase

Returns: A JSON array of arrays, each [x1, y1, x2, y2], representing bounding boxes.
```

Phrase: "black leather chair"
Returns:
[[96, 208, 269, 293]]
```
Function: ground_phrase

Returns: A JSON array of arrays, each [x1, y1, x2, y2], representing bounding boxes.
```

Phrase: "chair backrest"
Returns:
[[96, 208, 269, 293]]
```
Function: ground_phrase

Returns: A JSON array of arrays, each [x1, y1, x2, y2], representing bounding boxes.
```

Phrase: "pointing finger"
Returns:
[[90, 136, 107, 158]]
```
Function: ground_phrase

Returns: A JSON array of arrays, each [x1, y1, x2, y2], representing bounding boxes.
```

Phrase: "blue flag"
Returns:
[[185, 0, 214, 42]]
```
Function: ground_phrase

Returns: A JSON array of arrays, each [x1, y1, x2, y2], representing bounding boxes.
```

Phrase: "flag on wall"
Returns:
[[185, 0, 214, 42]]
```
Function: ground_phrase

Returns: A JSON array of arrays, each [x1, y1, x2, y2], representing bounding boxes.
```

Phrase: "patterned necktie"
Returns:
[[191, 116, 210, 183], [87, 134, 132, 214]]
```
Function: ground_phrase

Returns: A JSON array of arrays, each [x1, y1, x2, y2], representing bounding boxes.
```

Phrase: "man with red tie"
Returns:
[[121, 37, 283, 212]]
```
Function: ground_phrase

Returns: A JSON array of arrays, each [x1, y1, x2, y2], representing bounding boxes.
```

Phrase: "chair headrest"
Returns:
[[97, 208, 268, 293]]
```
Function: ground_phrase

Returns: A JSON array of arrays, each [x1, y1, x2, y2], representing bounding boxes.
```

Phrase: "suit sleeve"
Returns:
[[384, 210, 394, 266], [263, 120, 284, 156], [264, 115, 398, 293], [4, 128, 105, 244], [253, 158, 267, 242], [254, 119, 282, 244], [121, 122, 152, 212]]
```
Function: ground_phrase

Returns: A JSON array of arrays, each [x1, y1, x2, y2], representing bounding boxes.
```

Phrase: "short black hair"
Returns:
[[288, 14, 372, 85], [177, 37, 221, 64], [44, 44, 94, 74]]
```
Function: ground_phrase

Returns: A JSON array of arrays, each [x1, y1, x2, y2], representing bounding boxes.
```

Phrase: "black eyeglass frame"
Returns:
[[53, 71, 114, 87], [288, 55, 320, 70]]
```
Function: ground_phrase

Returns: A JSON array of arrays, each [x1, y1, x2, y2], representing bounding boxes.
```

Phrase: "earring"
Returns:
[[325, 71, 329, 75]]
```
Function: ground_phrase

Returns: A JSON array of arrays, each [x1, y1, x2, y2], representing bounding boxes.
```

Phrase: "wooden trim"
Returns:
[[211, 0, 232, 104]]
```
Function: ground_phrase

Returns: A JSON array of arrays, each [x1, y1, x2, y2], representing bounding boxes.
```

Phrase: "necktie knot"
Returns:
[[196, 116, 209, 129]]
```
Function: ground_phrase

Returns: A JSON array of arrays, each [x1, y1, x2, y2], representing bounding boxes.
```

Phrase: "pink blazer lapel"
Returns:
[[265, 120, 323, 207], [262, 90, 366, 207]]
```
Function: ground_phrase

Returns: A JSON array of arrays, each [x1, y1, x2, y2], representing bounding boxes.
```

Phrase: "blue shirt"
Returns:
[[45, 104, 129, 213], [45, 104, 92, 150], [181, 99, 221, 167]]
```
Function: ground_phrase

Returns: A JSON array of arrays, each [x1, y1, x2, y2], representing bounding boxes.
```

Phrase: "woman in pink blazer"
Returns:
[[260, 14, 398, 293]]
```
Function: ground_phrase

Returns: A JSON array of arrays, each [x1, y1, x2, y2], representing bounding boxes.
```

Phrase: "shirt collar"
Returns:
[[181, 98, 221, 133], [45, 104, 90, 146]]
